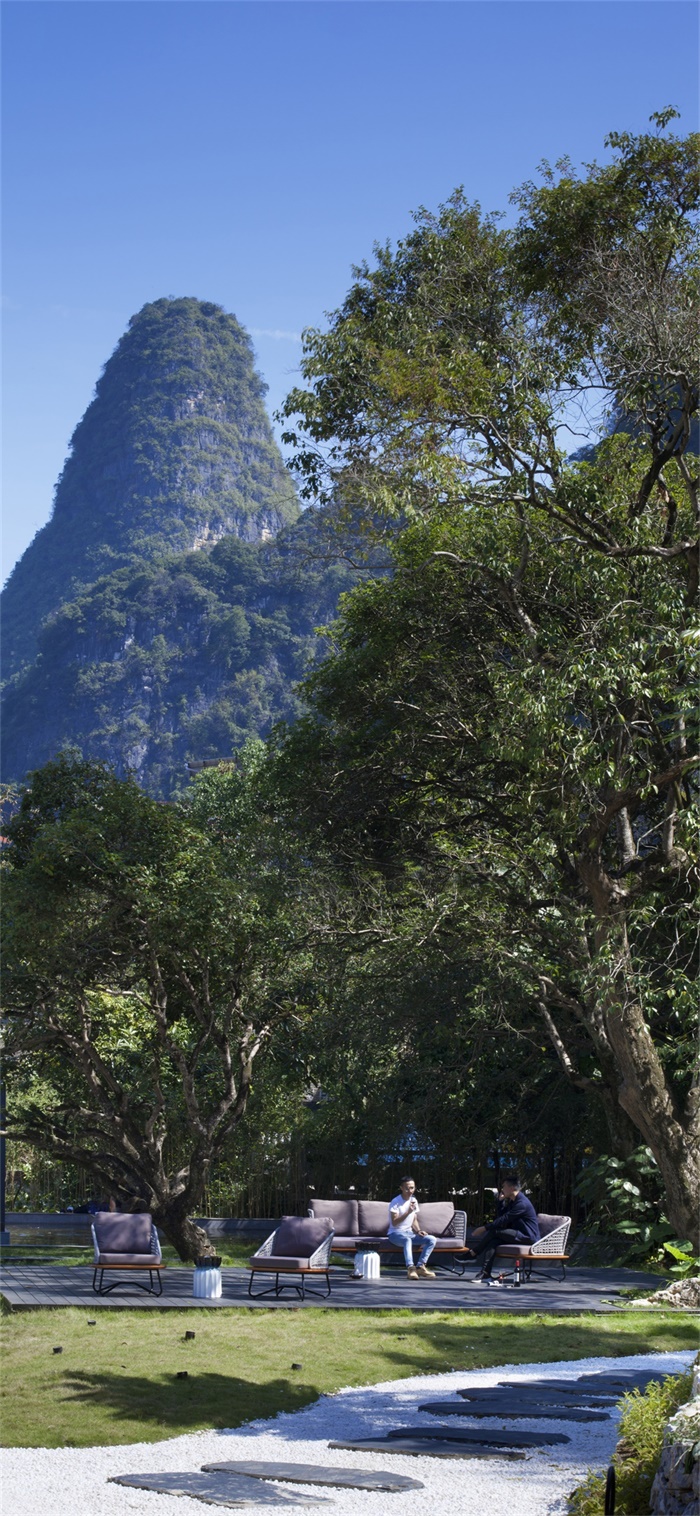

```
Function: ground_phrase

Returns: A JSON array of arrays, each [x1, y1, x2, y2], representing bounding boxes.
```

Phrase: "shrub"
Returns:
[[568, 1368, 693, 1515]]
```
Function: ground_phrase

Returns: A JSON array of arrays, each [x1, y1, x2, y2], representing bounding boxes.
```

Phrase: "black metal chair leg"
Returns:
[[604, 1464, 616, 1515]]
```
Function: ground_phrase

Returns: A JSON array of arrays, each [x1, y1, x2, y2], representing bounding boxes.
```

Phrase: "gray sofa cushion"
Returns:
[[358, 1200, 390, 1236], [93, 1213, 153, 1253], [275, 1217, 332, 1257], [419, 1202, 455, 1236], [309, 1198, 359, 1235], [375, 1236, 461, 1252]]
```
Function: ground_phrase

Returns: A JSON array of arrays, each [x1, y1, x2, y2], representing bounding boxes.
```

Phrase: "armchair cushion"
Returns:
[[93, 1213, 154, 1254], [249, 1255, 320, 1273], [493, 1243, 536, 1258], [536, 1213, 567, 1236], [274, 1217, 332, 1257], [97, 1252, 162, 1265]]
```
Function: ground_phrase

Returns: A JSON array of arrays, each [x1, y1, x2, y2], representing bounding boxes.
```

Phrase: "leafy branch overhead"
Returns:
[[276, 113, 700, 1244]]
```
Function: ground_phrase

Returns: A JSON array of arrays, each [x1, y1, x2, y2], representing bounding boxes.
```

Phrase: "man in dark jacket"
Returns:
[[465, 1174, 539, 1283]]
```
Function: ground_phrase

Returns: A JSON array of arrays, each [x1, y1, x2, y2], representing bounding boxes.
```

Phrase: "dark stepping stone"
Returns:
[[458, 1386, 616, 1407], [495, 1381, 618, 1401], [110, 1472, 330, 1507], [385, 1424, 570, 1447], [577, 1372, 664, 1388], [575, 1376, 663, 1388], [202, 1461, 424, 1492], [420, 1400, 610, 1422], [328, 1438, 526, 1461]]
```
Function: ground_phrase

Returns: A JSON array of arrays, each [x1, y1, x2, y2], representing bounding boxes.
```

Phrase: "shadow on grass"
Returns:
[[60, 1371, 317, 1432], [374, 1312, 698, 1370]]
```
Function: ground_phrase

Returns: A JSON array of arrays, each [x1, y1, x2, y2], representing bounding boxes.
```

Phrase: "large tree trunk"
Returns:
[[154, 1201, 216, 1263], [600, 980, 700, 1247], [578, 858, 700, 1248], [539, 992, 639, 1160]]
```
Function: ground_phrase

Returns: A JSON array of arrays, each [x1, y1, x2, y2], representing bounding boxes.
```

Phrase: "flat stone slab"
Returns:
[[576, 1371, 664, 1387], [457, 1386, 616, 1407], [487, 1381, 618, 1401], [202, 1461, 424, 1491], [385, 1424, 570, 1447], [110, 1472, 330, 1507], [419, 1399, 611, 1422], [328, 1438, 526, 1461]]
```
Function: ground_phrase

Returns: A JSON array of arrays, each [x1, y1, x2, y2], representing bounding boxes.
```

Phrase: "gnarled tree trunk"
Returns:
[[578, 857, 700, 1249], [153, 1203, 216, 1263]]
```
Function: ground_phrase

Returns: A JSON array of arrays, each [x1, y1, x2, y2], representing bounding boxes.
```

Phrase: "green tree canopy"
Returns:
[[2, 751, 334, 1259], [277, 115, 700, 1242]]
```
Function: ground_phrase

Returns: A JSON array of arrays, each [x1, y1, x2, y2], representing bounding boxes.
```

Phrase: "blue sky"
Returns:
[[3, 0, 698, 583]]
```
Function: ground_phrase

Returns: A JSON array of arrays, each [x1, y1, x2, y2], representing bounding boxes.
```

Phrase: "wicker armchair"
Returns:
[[494, 1215, 572, 1281], [248, 1217, 335, 1300], [91, 1213, 164, 1295]]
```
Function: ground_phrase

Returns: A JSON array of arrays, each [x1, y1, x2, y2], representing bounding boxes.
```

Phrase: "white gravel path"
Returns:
[[1, 1351, 694, 1516]]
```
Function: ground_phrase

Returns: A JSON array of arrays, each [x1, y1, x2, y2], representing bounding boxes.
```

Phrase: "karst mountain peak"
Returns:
[[1, 298, 360, 798], [1, 297, 298, 683]]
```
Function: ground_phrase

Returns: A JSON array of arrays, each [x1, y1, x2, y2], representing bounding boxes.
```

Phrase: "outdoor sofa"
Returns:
[[308, 1197, 469, 1271], [91, 1212, 165, 1295], [248, 1216, 335, 1299], [308, 1199, 572, 1281]]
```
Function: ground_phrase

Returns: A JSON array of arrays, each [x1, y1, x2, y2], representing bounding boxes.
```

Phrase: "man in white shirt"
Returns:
[[387, 1176, 437, 1278]]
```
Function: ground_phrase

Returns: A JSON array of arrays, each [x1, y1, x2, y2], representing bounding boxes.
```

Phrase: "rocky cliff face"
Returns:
[[1, 516, 356, 797], [1, 298, 360, 797], [1, 297, 298, 682]]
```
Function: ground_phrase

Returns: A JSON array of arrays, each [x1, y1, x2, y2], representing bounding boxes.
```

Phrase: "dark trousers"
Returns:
[[468, 1227, 522, 1277]]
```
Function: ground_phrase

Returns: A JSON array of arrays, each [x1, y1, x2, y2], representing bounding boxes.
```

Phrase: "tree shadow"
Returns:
[[373, 1313, 698, 1369], [61, 1371, 317, 1432]]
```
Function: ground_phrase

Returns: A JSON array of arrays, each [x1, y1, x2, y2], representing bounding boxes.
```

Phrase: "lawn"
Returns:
[[0, 1239, 260, 1268], [0, 1307, 695, 1449]]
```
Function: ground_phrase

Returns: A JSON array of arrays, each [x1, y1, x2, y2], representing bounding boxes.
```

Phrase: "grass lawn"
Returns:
[[0, 1307, 695, 1449], [0, 1240, 259, 1268]]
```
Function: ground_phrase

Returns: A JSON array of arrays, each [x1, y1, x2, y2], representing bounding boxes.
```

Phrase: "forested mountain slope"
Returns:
[[2, 515, 355, 797], [1, 297, 357, 796], [1, 297, 298, 683]]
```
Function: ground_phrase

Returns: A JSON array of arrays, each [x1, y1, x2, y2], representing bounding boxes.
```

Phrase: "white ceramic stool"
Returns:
[[192, 1266, 222, 1299], [361, 1251, 381, 1281]]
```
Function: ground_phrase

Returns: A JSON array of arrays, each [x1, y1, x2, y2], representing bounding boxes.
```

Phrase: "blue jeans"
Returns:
[[387, 1228, 437, 1267]]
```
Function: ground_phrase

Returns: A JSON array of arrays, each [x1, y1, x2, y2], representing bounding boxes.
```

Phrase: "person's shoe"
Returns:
[[406, 1266, 420, 1279], [417, 1264, 436, 1278], [478, 1276, 494, 1285]]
